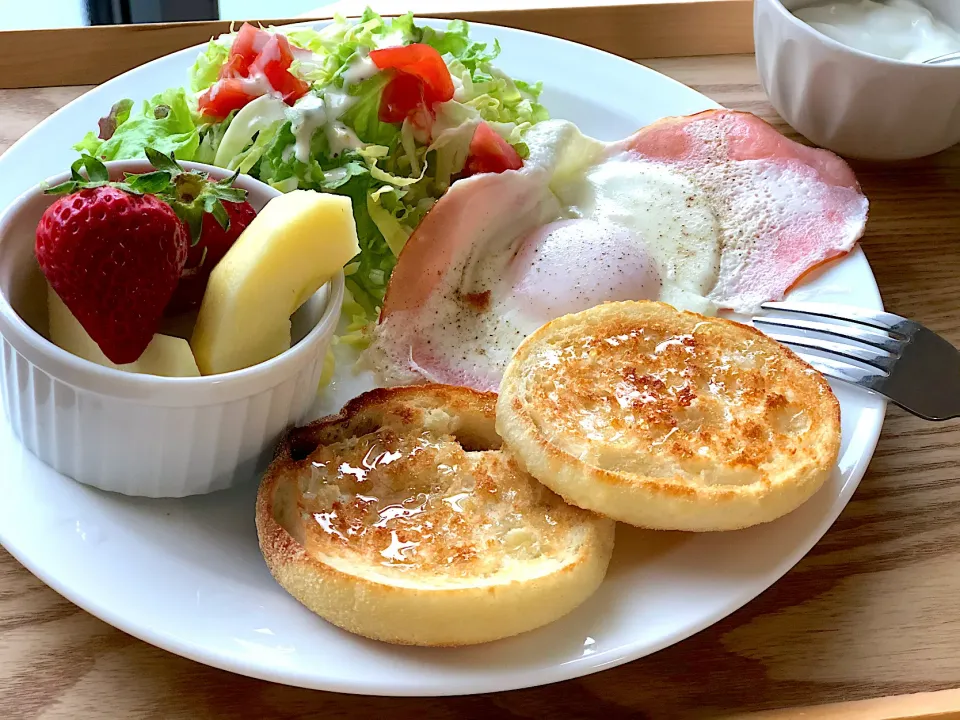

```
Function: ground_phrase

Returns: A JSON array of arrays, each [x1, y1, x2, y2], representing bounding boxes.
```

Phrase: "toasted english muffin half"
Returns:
[[256, 384, 615, 647], [497, 301, 841, 531]]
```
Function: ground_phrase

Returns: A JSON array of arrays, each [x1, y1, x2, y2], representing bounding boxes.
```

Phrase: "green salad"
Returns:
[[75, 9, 548, 342]]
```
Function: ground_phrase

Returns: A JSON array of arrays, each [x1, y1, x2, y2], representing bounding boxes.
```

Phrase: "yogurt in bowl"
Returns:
[[794, 0, 960, 63], [755, 0, 960, 160]]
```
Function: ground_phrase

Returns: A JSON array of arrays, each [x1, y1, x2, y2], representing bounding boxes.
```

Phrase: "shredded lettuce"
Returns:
[[194, 110, 236, 164], [74, 88, 200, 162], [230, 120, 284, 174], [358, 145, 426, 188], [73, 9, 549, 328], [367, 189, 410, 256], [213, 95, 289, 167], [340, 74, 401, 146], [255, 119, 367, 192], [189, 36, 232, 93], [422, 20, 499, 72], [318, 345, 337, 387], [287, 10, 419, 89], [429, 117, 481, 192], [339, 287, 375, 349], [334, 168, 397, 316]]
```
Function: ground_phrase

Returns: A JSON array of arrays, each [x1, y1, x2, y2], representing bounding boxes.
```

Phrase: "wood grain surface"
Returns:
[[0, 0, 753, 89], [4, 54, 960, 719]]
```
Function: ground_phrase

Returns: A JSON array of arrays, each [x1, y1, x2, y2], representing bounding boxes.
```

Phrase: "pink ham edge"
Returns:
[[618, 109, 868, 310], [375, 167, 545, 391], [380, 169, 544, 319]]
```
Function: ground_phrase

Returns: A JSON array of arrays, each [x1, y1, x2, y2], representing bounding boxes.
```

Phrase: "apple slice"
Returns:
[[48, 285, 200, 377], [190, 190, 359, 375]]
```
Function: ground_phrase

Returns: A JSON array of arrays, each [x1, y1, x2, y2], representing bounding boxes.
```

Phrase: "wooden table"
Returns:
[[4, 38, 960, 720]]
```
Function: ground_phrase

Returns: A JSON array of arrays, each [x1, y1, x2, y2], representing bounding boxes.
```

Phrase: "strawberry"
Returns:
[[166, 198, 256, 314], [36, 150, 249, 364], [37, 184, 187, 365]]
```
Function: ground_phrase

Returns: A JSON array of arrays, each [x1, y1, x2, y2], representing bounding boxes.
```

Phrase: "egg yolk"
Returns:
[[507, 219, 662, 324]]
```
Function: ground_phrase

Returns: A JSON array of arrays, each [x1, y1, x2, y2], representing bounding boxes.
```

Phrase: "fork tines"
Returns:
[[751, 301, 911, 391]]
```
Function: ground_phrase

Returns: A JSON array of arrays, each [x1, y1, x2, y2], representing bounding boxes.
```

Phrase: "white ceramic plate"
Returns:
[[0, 20, 885, 696]]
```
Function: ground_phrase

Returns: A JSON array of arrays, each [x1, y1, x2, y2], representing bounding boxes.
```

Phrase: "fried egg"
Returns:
[[365, 110, 868, 392]]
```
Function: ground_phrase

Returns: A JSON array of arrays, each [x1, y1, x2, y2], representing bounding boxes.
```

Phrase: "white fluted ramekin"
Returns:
[[0, 161, 344, 497], [756, 0, 960, 160]]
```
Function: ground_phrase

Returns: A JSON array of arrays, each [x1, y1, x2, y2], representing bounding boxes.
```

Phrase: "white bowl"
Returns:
[[755, 0, 960, 160], [0, 161, 344, 497]]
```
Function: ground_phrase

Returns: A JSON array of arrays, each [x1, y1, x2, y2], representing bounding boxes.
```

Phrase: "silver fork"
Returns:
[[753, 301, 960, 421]]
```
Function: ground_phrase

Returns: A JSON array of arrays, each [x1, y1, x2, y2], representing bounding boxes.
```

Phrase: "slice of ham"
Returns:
[[615, 110, 868, 311]]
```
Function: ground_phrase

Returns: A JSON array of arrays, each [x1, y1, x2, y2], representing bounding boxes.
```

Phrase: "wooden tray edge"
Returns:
[[0, 0, 752, 89]]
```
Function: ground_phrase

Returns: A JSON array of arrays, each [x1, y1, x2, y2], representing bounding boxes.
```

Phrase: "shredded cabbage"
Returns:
[[285, 9, 416, 93], [73, 9, 549, 326], [189, 36, 232, 93]]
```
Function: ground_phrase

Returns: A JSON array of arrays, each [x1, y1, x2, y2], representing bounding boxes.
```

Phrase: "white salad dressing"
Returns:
[[449, 72, 467, 102], [341, 55, 379, 85], [793, 0, 960, 62], [237, 72, 274, 96], [322, 167, 350, 185], [320, 87, 364, 155], [289, 93, 327, 162], [325, 122, 364, 155], [299, 50, 382, 156], [374, 30, 407, 49]]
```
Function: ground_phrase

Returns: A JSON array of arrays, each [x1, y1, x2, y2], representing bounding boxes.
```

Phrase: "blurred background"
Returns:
[[5, 1, 574, 30], [6, 0, 337, 29]]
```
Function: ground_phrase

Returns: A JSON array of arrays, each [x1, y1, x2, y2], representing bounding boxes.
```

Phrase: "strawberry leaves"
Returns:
[[124, 170, 174, 195], [44, 155, 112, 194], [45, 148, 248, 245], [143, 147, 181, 174], [162, 156, 246, 244]]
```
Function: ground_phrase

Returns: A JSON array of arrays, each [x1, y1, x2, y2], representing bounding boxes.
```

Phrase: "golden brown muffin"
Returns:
[[256, 384, 615, 646], [497, 301, 841, 531]]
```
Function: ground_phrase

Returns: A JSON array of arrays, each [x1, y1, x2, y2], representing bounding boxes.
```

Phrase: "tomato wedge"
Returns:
[[378, 72, 426, 124], [197, 78, 254, 121], [463, 122, 524, 176], [198, 26, 309, 119], [370, 44, 455, 103], [218, 53, 248, 79], [370, 43, 454, 124], [231, 23, 270, 68], [248, 34, 309, 104]]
